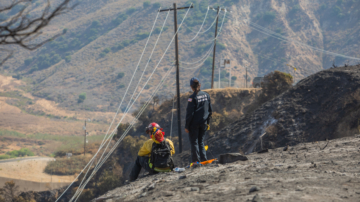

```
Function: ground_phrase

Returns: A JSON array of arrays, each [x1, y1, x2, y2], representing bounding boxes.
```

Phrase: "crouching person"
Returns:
[[129, 122, 175, 181]]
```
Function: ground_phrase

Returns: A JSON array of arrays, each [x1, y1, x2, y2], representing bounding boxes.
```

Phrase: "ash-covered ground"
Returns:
[[94, 136, 360, 202]]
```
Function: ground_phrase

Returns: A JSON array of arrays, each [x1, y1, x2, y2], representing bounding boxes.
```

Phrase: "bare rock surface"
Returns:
[[94, 136, 360, 202]]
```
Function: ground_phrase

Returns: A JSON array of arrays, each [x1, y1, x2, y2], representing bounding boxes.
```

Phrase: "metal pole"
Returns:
[[246, 68, 248, 88], [84, 120, 86, 156], [174, 3, 182, 153], [219, 57, 221, 88], [211, 6, 220, 89], [229, 63, 231, 87]]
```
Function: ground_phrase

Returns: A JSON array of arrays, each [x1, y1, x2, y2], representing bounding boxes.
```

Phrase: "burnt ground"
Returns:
[[205, 65, 360, 157], [94, 136, 360, 202]]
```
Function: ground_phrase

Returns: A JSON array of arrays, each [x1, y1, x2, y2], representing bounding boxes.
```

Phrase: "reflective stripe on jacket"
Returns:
[[138, 138, 175, 157]]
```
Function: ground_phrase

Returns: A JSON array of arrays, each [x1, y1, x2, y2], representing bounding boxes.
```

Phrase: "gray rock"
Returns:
[[252, 194, 263, 202], [249, 186, 261, 193], [191, 187, 200, 192], [179, 175, 187, 179], [219, 153, 248, 164], [139, 192, 147, 198]]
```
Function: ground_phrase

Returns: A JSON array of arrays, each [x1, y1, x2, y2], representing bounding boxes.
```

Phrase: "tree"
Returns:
[[0, 0, 75, 65], [2, 181, 19, 201], [258, 71, 293, 103], [117, 72, 125, 79], [143, 1, 151, 8], [78, 92, 86, 103], [245, 71, 293, 115]]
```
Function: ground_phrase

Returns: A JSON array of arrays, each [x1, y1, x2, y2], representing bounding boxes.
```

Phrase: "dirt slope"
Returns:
[[206, 65, 360, 158], [93, 136, 360, 202]]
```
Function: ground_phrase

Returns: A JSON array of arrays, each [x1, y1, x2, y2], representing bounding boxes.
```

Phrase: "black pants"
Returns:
[[188, 123, 208, 162], [129, 156, 153, 181]]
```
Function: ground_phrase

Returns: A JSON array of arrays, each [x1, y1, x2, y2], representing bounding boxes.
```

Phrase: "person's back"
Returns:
[[130, 123, 175, 181], [186, 90, 211, 128], [185, 77, 212, 163]]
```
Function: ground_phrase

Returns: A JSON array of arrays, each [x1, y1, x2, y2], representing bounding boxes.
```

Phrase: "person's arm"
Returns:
[[167, 139, 175, 155], [185, 96, 196, 130], [138, 140, 152, 156], [207, 95, 213, 124]]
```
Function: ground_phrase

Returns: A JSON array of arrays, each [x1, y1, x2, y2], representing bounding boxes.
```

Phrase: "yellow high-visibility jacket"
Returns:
[[138, 138, 175, 157]]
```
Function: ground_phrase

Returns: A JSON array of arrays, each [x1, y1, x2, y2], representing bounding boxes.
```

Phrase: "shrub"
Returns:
[[143, 1, 151, 8], [258, 71, 293, 103], [136, 32, 150, 40], [263, 11, 276, 22], [24, 58, 32, 66], [65, 56, 71, 63], [117, 84, 125, 89], [44, 156, 90, 175], [0, 155, 10, 160], [117, 72, 125, 79], [6, 148, 34, 158], [99, 52, 106, 58], [91, 20, 101, 27], [231, 76, 237, 80], [145, 85, 150, 89], [152, 2, 161, 8], [78, 92, 86, 103], [126, 7, 136, 15]]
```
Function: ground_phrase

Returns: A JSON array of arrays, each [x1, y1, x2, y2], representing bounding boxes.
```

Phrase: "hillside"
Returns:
[[1, 0, 359, 112], [204, 64, 360, 158]]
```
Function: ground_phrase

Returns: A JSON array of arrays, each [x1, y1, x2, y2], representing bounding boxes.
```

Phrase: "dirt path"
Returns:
[[0, 157, 74, 183]]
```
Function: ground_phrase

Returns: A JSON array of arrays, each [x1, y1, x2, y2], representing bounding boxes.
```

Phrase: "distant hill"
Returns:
[[1, 0, 359, 112]]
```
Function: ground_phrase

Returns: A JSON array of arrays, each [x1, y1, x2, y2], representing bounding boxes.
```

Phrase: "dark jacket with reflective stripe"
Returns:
[[185, 90, 212, 129]]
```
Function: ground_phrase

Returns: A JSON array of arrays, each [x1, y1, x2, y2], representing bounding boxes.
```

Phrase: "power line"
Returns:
[[56, 9, 163, 202], [236, 16, 360, 61], [69, 5, 193, 201], [72, 11, 172, 201]]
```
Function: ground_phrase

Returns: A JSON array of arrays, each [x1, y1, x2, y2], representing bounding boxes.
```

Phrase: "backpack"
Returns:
[[150, 139, 174, 170]]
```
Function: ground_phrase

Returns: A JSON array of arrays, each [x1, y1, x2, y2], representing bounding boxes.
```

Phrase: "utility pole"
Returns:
[[84, 120, 86, 156], [245, 67, 247, 88], [246, 68, 248, 88], [159, 3, 193, 153], [211, 6, 220, 89]]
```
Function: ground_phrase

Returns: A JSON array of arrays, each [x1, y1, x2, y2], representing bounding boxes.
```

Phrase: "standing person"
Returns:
[[185, 77, 212, 163], [129, 122, 175, 181]]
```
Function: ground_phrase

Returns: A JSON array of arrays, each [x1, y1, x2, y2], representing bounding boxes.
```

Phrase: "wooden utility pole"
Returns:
[[211, 6, 220, 89], [246, 68, 248, 88], [159, 3, 193, 153], [84, 120, 86, 156]]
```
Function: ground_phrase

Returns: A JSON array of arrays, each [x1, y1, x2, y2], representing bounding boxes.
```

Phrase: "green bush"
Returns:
[[126, 7, 136, 15], [24, 58, 33, 66], [78, 92, 86, 103], [152, 2, 161, 8], [136, 32, 149, 40], [263, 11, 276, 22], [143, 1, 151, 8], [117, 84, 125, 89], [117, 72, 125, 79], [65, 56, 71, 63], [6, 148, 34, 158], [0, 155, 10, 160], [231, 76, 237, 80]]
